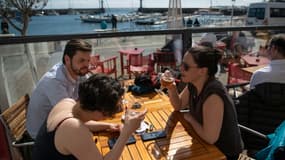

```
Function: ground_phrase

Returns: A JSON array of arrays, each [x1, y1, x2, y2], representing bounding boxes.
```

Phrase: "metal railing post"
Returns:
[[182, 29, 192, 56]]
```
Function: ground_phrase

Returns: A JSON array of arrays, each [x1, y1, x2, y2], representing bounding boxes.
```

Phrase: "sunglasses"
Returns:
[[181, 62, 198, 71]]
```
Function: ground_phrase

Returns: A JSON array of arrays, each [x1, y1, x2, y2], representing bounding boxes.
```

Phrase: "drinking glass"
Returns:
[[120, 79, 129, 106], [118, 78, 128, 113], [159, 70, 174, 92], [147, 142, 163, 159], [121, 108, 148, 134]]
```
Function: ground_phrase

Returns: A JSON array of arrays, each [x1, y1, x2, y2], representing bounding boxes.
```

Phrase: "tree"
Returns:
[[0, 0, 48, 36]]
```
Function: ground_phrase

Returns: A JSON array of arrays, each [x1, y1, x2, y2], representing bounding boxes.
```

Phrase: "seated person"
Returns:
[[232, 31, 249, 58], [258, 45, 269, 57], [161, 39, 174, 52], [27, 39, 120, 139], [27, 39, 92, 139], [27, 39, 93, 139], [165, 46, 243, 160], [160, 35, 182, 66], [250, 34, 285, 89], [32, 74, 147, 159], [221, 31, 252, 64], [196, 33, 217, 48], [196, 33, 224, 77]]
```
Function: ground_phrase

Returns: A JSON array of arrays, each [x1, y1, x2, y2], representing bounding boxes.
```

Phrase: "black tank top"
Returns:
[[188, 78, 243, 157], [32, 117, 77, 160]]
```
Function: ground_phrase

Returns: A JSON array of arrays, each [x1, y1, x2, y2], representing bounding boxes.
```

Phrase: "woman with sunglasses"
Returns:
[[32, 74, 147, 160], [166, 46, 243, 160]]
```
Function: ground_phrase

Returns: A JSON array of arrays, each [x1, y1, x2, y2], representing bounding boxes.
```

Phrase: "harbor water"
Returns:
[[5, 8, 236, 36]]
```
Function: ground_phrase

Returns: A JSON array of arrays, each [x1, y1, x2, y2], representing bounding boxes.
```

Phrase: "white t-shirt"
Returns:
[[250, 59, 285, 89]]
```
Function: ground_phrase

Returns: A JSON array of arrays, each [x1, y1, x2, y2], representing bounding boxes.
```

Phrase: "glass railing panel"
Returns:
[[1, 46, 35, 106], [91, 34, 182, 75], [0, 34, 183, 107], [0, 41, 66, 107], [0, 26, 283, 109]]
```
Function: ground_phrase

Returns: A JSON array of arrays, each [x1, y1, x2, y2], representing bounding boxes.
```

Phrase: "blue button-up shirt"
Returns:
[[27, 63, 85, 139], [250, 59, 285, 89]]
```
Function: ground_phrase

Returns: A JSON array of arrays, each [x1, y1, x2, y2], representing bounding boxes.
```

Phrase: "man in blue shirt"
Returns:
[[27, 39, 121, 139], [250, 34, 285, 89]]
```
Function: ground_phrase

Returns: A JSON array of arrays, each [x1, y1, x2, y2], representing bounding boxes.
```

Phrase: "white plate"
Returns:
[[121, 115, 149, 134], [135, 121, 149, 134]]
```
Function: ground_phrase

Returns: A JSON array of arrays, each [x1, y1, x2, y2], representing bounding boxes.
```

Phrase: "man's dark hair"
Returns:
[[269, 34, 285, 57], [62, 39, 92, 64], [188, 46, 222, 77], [78, 74, 124, 116]]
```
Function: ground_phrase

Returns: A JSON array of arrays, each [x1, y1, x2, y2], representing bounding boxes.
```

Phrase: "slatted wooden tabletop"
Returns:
[[241, 64, 267, 74], [93, 83, 226, 160]]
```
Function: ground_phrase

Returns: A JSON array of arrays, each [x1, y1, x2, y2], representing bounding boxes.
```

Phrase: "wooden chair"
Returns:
[[89, 55, 118, 78], [227, 62, 252, 97], [89, 54, 100, 67], [153, 51, 176, 72], [128, 54, 154, 79], [0, 120, 11, 159], [0, 94, 34, 160], [227, 63, 251, 85]]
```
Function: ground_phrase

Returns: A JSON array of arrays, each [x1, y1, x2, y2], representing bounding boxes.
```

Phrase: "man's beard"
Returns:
[[71, 62, 88, 76]]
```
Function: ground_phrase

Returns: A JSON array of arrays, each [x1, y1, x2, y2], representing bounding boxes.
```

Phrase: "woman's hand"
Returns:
[[106, 124, 123, 132], [165, 81, 176, 91], [123, 109, 147, 135]]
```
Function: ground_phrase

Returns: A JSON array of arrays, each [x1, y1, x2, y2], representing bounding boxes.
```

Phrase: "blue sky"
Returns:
[[45, 0, 264, 9]]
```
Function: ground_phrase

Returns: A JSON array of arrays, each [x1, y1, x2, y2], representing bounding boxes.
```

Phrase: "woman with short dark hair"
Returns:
[[32, 74, 147, 160]]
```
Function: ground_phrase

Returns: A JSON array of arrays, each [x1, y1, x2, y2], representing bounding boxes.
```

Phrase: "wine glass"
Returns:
[[118, 78, 128, 112], [122, 80, 129, 108]]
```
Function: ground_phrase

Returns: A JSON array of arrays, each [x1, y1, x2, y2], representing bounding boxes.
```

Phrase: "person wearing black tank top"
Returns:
[[32, 74, 147, 160], [165, 46, 243, 159]]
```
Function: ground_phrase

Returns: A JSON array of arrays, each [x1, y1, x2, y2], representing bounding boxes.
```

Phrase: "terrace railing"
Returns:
[[0, 25, 284, 111]]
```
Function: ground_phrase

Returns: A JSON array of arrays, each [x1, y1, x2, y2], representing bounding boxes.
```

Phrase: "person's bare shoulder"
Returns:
[[55, 118, 95, 156]]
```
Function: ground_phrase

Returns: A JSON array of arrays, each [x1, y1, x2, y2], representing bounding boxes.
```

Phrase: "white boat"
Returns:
[[80, 14, 133, 23], [193, 9, 222, 16], [80, 15, 111, 23], [135, 18, 167, 25], [46, 10, 60, 16]]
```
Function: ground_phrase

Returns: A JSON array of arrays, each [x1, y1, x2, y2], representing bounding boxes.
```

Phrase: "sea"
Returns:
[[5, 8, 233, 36]]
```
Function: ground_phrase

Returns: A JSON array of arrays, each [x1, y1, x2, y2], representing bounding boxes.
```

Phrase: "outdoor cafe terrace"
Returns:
[[0, 25, 285, 160]]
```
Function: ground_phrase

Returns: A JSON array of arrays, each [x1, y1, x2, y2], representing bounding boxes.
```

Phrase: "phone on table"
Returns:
[[141, 130, 167, 141], [108, 135, 136, 149]]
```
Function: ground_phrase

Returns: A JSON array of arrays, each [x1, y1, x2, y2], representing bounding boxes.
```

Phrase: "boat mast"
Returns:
[[140, 0, 143, 9], [99, 0, 105, 13], [68, 0, 72, 9], [167, 0, 183, 29]]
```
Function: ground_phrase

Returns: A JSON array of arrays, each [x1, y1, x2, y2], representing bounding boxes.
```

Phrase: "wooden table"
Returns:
[[241, 64, 267, 74], [93, 86, 226, 160], [118, 48, 144, 76], [241, 55, 270, 66]]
